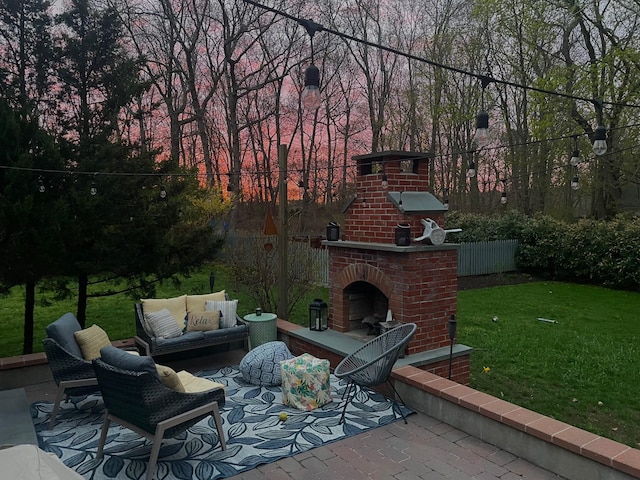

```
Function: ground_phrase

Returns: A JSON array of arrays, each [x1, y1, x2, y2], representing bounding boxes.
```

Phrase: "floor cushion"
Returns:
[[239, 341, 294, 386], [280, 353, 332, 411]]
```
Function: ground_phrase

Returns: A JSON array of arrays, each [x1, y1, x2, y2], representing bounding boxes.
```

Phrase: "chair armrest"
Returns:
[[43, 338, 95, 386]]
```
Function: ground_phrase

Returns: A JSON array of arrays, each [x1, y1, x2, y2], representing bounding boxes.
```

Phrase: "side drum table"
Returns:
[[243, 312, 277, 349]]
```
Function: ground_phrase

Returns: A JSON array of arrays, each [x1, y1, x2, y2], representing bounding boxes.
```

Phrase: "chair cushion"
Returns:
[[177, 371, 226, 393], [240, 341, 294, 386], [205, 299, 238, 329], [145, 308, 183, 339], [45, 313, 83, 359], [100, 345, 158, 378], [185, 290, 226, 312], [74, 325, 111, 360], [185, 310, 220, 332], [141, 295, 187, 329], [156, 364, 185, 392]]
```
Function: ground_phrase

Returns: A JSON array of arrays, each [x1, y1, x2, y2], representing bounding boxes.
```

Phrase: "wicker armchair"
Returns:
[[334, 322, 417, 424], [92, 357, 226, 480], [42, 313, 100, 429]]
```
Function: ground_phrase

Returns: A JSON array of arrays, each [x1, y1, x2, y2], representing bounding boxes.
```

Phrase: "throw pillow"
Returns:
[[74, 324, 111, 360], [186, 310, 220, 332], [141, 295, 187, 329], [156, 364, 185, 392], [185, 290, 226, 312], [205, 299, 238, 329], [144, 308, 183, 339], [100, 345, 158, 378]]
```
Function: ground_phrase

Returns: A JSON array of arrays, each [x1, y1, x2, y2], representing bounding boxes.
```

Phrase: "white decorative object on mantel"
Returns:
[[414, 218, 462, 245]]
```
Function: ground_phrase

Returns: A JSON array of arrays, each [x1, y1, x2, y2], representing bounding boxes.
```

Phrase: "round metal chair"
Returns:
[[334, 322, 417, 424]]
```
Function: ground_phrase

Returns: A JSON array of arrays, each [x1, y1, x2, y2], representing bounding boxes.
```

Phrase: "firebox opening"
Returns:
[[344, 281, 389, 335]]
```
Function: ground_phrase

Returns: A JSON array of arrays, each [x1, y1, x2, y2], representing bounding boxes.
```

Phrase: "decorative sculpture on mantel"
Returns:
[[414, 218, 462, 245]]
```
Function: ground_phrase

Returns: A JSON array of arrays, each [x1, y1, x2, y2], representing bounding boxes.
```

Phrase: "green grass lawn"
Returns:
[[0, 263, 325, 359], [2, 271, 639, 447], [458, 281, 640, 448]]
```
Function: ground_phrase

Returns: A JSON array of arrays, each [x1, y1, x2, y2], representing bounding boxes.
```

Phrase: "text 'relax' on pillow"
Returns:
[[204, 299, 238, 329], [185, 290, 226, 313], [144, 308, 183, 339], [186, 310, 220, 332], [74, 324, 111, 361], [141, 294, 187, 329]]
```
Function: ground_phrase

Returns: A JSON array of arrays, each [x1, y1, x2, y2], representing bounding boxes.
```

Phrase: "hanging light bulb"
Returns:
[[466, 160, 476, 178], [443, 188, 449, 210], [500, 191, 507, 205], [592, 125, 607, 156], [571, 174, 580, 190], [301, 64, 321, 110], [570, 135, 580, 166], [90, 180, 98, 196], [381, 173, 388, 189], [570, 149, 580, 167], [160, 186, 167, 199], [38, 177, 45, 193], [474, 111, 490, 148]]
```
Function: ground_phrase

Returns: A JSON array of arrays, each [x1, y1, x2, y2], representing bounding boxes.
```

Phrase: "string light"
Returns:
[[570, 135, 581, 166], [299, 19, 323, 111]]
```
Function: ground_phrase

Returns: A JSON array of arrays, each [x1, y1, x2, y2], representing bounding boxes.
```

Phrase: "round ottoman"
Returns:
[[239, 341, 294, 386]]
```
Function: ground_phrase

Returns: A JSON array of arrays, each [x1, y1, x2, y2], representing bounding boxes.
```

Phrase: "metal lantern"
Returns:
[[309, 298, 328, 331]]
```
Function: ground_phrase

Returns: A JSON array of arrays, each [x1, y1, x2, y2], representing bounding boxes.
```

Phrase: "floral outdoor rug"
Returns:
[[31, 365, 412, 480]]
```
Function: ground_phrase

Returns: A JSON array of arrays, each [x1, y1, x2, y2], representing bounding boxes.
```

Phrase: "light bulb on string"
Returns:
[[90, 181, 98, 196], [301, 65, 321, 110], [474, 76, 494, 148], [571, 174, 580, 190], [299, 19, 324, 111], [466, 160, 476, 178], [160, 186, 167, 199], [474, 111, 490, 148], [570, 135, 580, 166], [38, 177, 45, 193], [500, 191, 507, 205], [592, 125, 607, 156], [381, 173, 388, 189]]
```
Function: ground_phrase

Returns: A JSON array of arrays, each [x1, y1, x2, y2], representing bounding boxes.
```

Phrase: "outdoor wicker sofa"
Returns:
[[134, 292, 249, 358]]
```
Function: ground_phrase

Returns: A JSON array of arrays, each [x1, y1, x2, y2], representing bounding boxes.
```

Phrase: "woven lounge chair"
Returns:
[[334, 322, 417, 424], [42, 313, 100, 429], [93, 356, 227, 480]]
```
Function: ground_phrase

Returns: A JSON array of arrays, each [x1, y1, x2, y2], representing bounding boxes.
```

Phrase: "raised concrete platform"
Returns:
[[0, 388, 38, 446]]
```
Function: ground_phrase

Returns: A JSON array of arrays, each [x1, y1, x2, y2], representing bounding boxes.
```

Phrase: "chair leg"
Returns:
[[339, 381, 356, 424], [48, 384, 67, 429], [386, 379, 409, 424], [210, 402, 226, 451], [96, 414, 111, 458], [147, 427, 166, 480]]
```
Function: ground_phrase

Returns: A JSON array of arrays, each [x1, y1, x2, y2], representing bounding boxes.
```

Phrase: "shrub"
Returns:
[[447, 212, 640, 291]]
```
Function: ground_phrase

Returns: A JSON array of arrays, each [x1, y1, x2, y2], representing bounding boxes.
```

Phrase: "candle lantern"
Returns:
[[308, 298, 328, 331]]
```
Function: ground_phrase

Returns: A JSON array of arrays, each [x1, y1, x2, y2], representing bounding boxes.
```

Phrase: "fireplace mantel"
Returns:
[[322, 240, 458, 253]]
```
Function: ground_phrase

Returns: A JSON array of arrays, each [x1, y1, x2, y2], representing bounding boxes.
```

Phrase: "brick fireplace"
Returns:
[[325, 151, 460, 358]]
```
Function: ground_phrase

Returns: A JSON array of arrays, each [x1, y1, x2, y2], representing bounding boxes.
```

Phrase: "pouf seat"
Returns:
[[280, 353, 332, 411], [239, 341, 294, 386]]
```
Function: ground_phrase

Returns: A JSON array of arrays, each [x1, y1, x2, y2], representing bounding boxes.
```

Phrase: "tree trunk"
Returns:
[[22, 281, 35, 355], [77, 272, 88, 328]]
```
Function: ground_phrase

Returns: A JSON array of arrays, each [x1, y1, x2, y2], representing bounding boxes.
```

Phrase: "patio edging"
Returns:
[[2, 326, 638, 479], [276, 319, 640, 480]]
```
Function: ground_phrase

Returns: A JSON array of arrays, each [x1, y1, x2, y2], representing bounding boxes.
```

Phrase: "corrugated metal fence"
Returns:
[[457, 240, 519, 277]]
